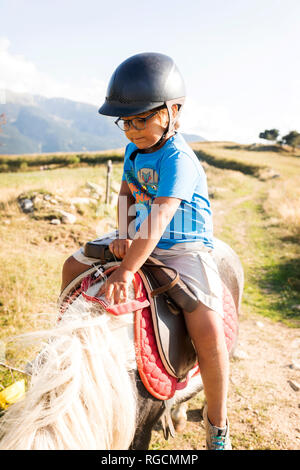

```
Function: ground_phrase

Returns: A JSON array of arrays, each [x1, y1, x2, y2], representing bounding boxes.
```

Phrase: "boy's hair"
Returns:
[[154, 105, 181, 130]]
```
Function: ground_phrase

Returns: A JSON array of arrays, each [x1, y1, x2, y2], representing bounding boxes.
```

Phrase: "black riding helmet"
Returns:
[[98, 52, 186, 145]]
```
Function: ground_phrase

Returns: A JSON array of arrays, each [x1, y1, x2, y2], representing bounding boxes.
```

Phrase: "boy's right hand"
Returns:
[[109, 238, 132, 259]]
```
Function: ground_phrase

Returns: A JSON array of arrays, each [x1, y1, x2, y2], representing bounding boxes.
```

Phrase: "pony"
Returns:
[[0, 238, 243, 450]]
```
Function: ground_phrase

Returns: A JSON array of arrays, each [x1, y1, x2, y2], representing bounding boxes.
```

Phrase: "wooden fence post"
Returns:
[[105, 159, 112, 204]]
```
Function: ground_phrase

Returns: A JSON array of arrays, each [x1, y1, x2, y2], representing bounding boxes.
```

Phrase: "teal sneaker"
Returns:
[[203, 405, 232, 450]]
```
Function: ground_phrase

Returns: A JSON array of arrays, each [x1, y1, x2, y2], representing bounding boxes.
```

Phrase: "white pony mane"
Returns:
[[0, 290, 137, 450]]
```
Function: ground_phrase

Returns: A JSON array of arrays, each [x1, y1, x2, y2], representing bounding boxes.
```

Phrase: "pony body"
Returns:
[[0, 238, 243, 450]]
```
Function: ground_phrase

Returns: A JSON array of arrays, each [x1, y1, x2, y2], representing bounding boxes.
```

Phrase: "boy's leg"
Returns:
[[61, 255, 91, 292], [183, 302, 229, 429], [61, 232, 119, 292]]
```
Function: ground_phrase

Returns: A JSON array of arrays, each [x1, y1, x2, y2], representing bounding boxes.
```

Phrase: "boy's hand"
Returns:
[[98, 266, 134, 305], [109, 239, 132, 259]]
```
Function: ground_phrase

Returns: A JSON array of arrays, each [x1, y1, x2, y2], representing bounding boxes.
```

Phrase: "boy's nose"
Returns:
[[125, 127, 142, 137]]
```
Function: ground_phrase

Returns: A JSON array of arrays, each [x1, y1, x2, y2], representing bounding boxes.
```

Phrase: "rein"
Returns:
[[80, 266, 150, 316], [80, 262, 180, 315]]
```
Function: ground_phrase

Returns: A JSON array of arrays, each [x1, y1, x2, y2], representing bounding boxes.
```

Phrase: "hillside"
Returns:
[[0, 90, 205, 154], [0, 141, 299, 449]]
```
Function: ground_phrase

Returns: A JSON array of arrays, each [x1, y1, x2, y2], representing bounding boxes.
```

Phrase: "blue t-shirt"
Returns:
[[122, 133, 214, 249]]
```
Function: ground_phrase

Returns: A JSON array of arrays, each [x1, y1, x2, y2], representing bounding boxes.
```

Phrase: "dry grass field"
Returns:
[[0, 141, 299, 449]]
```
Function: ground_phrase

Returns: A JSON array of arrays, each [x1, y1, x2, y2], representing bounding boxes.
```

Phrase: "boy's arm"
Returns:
[[120, 196, 181, 273], [117, 180, 136, 239], [99, 196, 181, 303]]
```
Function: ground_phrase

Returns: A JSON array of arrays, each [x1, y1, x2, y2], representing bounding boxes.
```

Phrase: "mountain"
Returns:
[[0, 90, 205, 154]]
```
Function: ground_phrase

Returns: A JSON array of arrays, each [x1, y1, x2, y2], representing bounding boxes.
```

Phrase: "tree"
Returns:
[[259, 128, 280, 143], [282, 131, 300, 150]]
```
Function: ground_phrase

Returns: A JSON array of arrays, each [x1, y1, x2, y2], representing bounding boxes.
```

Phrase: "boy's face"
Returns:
[[122, 109, 168, 150]]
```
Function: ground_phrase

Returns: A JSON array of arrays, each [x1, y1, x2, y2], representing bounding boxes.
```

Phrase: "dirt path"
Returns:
[[150, 312, 300, 450], [227, 312, 300, 450], [151, 167, 300, 450]]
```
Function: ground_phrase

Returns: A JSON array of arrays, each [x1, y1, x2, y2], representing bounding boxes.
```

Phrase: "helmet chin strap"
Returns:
[[141, 128, 171, 154], [129, 128, 170, 160], [129, 99, 185, 158], [139, 100, 184, 154]]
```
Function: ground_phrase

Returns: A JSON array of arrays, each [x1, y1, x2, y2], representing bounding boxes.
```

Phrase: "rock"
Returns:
[[292, 305, 300, 311], [109, 193, 119, 207], [111, 181, 121, 193], [86, 182, 103, 197], [57, 210, 76, 224], [50, 198, 58, 205], [288, 380, 300, 392], [289, 360, 300, 371], [50, 218, 61, 225], [19, 198, 34, 213], [255, 321, 264, 328], [232, 348, 249, 360], [244, 405, 252, 411], [259, 168, 281, 181], [69, 197, 92, 205], [34, 195, 43, 204]]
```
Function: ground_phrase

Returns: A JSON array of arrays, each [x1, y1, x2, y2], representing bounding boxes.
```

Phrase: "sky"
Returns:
[[0, 0, 299, 143]]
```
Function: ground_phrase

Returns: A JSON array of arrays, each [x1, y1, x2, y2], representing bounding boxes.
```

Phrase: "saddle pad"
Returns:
[[133, 273, 178, 400], [134, 277, 238, 400]]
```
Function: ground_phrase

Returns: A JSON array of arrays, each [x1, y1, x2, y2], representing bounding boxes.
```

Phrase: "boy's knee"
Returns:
[[184, 307, 226, 353], [62, 255, 77, 274], [62, 255, 88, 278], [61, 256, 91, 292]]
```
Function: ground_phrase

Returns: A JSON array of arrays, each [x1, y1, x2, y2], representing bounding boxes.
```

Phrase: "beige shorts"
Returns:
[[73, 232, 224, 317]]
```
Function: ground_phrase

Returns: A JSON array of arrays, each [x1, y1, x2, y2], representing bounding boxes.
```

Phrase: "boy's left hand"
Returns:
[[97, 266, 135, 305]]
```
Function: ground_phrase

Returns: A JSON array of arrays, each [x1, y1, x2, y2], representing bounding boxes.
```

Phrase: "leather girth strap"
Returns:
[[138, 257, 198, 379], [143, 256, 199, 313]]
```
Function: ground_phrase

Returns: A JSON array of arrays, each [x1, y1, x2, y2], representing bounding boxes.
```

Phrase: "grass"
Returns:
[[0, 141, 299, 449], [194, 143, 300, 327], [0, 142, 298, 339], [193, 141, 300, 178], [0, 148, 125, 173]]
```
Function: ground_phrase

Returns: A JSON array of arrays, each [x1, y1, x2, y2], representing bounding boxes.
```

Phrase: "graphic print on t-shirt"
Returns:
[[137, 167, 158, 186], [126, 168, 158, 209]]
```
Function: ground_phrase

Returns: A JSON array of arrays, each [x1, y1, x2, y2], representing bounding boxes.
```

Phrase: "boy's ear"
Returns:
[[172, 104, 178, 119], [172, 104, 178, 118]]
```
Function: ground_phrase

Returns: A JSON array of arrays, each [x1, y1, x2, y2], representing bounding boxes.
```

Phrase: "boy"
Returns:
[[62, 53, 231, 450]]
